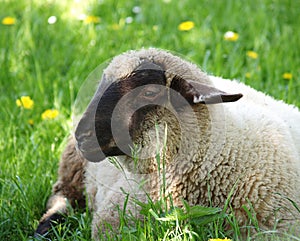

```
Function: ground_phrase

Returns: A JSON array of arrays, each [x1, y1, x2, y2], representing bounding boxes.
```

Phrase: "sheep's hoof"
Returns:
[[34, 213, 64, 237]]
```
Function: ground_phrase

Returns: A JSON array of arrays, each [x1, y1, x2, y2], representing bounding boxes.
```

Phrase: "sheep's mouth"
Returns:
[[76, 143, 123, 163], [75, 139, 104, 162], [75, 130, 127, 162]]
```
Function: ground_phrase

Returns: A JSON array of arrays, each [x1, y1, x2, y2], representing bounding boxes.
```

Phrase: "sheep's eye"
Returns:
[[144, 90, 157, 97], [140, 85, 162, 99]]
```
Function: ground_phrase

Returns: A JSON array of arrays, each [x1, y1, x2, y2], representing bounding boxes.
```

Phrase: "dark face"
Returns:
[[75, 58, 242, 163], [95, 66, 167, 157], [75, 62, 170, 162]]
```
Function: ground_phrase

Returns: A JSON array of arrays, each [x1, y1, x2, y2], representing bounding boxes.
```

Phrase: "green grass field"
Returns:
[[1, 0, 300, 240]]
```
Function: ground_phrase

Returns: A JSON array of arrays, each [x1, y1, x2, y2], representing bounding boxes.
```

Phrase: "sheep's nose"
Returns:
[[75, 116, 106, 162], [75, 116, 92, 140]]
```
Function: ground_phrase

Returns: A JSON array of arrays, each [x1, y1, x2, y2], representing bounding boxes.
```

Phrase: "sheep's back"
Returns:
[[210, 76, 300, 158]]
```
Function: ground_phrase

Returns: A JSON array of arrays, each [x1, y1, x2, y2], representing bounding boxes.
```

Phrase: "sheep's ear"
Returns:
[[170, 75, 242, 105]]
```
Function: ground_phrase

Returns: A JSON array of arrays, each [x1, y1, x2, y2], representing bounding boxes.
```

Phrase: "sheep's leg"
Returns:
[[35, 137, 87, 236]]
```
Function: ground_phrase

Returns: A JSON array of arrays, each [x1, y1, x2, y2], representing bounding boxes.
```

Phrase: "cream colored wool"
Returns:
[[37, 48, 300, 238], [86, 49, 300, 236]]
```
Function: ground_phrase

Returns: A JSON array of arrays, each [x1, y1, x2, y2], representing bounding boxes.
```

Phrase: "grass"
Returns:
[[0, 0, 300, 240]]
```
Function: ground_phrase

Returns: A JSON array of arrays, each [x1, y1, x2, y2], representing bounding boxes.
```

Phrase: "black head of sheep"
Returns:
[[75, 52, 242, 164]]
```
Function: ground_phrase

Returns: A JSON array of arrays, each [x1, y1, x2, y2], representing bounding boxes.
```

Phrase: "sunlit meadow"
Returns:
[[1, 0, 300, 240]]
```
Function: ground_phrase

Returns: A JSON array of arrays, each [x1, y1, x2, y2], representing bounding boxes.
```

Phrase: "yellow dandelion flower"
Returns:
[[247, 51, 258, 59], [224, 31, 239, 41], [2, 16, 16, 25], [84, 15, 100, 24], [178, 21, 195, 31], [28, 119, 34, 125], [282, 72, 292, 80], [41, 109, 59, 120], [16, 96, 34, 109], [245, 72, 251, 78], [152, 25, 158, 31], [209, 238, 232, 241]]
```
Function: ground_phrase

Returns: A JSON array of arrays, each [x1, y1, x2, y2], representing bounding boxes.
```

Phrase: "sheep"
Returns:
[[35, 48, 300, 238]]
